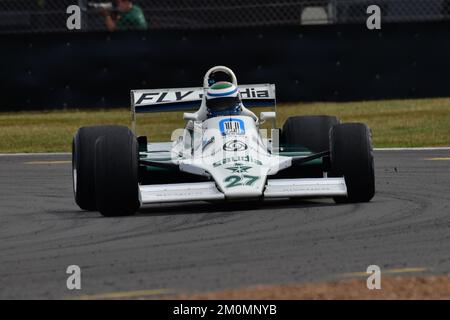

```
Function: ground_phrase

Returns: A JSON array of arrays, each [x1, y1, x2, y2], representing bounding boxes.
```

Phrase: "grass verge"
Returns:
[[0, 97, 449, 153]]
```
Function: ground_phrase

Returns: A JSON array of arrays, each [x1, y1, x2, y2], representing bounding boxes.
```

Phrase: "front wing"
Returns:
[[139, 178, 347, 204]]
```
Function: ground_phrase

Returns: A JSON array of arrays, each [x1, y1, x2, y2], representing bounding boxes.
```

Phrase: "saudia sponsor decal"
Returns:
[[239, 87, 270, 99], [213, 155, 263, 167], [135, 87, 270, 105]]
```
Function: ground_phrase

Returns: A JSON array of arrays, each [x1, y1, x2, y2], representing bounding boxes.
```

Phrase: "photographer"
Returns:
[[100, 0, 148, 31]]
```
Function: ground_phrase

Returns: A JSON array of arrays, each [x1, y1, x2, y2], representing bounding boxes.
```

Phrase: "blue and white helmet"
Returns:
[[205, 82, 242, 118]]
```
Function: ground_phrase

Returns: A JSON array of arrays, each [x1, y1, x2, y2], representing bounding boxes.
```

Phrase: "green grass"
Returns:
[[0, 97, 449, 153]]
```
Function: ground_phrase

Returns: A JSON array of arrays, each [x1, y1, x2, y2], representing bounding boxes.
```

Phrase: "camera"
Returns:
[[87, 2, 115, 11]]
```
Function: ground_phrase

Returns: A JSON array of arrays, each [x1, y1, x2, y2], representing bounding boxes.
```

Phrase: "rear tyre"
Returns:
[[94, 126, 140, 217], [281, 115, 340, 152], [330, 123, 375, 203], [72, 126, 116, 211]]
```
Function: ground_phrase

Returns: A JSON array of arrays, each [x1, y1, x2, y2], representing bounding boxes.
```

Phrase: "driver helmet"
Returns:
[[207, 69, 233, 87], [205, 82, 242, 118]]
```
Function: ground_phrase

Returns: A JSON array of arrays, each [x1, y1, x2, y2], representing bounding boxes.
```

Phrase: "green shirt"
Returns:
[[116, 5, 148, 31]]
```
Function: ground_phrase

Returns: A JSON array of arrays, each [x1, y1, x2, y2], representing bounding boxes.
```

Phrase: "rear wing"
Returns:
[[131, 84, 276, 114]]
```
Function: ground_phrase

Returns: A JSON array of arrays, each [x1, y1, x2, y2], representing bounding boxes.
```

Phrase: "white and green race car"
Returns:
[[72, 66, 375, 217]]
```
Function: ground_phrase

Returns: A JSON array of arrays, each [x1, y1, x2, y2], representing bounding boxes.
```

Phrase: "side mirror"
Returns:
[[260, 112, 276, 127], [183, 112, 198, 121]]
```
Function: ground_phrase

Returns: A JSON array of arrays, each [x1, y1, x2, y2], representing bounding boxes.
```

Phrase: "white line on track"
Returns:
[[0, 152, 70, 157], [0, 147, 449, 157], [374, 147, 450, 151]]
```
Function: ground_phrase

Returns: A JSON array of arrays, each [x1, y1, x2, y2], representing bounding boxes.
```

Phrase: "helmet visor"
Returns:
[[206, 96, 240, 112]]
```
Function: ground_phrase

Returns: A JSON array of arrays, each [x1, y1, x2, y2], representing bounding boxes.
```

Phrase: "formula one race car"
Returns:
[[72, 66, 375, 216]]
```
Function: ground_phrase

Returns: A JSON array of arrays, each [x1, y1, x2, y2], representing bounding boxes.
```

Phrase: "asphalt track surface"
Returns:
[[0, 150, 449, 299]]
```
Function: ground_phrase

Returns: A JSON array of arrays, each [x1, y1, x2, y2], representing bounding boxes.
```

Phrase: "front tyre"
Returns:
[[72, 126, 114, 211], [94, 126, 140, 217], [330, 123, 375, 203]]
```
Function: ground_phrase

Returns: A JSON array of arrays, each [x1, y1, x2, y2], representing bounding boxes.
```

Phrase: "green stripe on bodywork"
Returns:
[[139, 154, 172, 161], [139, 153, 177, 171], [277, 151, 324, 166], [297, 158, 323, 166], [143, 166, 172, 172], [210, 82, 233, 90], [276, 151, 312, 157]]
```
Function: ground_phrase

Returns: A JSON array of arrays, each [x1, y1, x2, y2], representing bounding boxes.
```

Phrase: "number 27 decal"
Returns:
[[224, 175, 259, 188]]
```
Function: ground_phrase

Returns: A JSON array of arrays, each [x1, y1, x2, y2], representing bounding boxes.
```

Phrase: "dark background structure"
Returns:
[[2, 0, 450, 33], [0, 1, 449, 110]]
